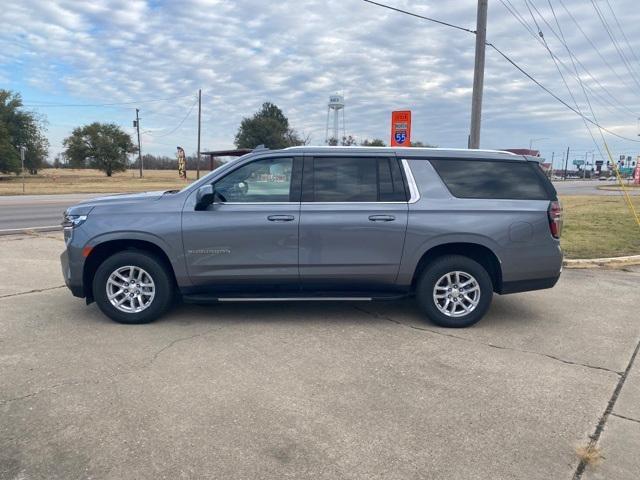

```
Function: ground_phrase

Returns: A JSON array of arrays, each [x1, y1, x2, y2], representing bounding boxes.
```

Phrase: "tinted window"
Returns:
[[429, 159, 551, 200], [214, 157, 293, 202], [309, 157, 407, 202]]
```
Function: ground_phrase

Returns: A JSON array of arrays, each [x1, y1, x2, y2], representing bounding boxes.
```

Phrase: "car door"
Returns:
[[298, 154, 409, 291], [182, 155, 302, 291]]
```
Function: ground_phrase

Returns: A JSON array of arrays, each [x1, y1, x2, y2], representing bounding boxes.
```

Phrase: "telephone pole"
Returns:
[[19, 145, 26, 194], [563, 146, 570, 180], [196, 89, 201, 179], [468, 0, 488, 149], [135, 108, 143, 178]]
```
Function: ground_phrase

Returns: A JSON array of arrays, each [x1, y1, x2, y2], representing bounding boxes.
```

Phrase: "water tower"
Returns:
[[325, 94, 345, 144]]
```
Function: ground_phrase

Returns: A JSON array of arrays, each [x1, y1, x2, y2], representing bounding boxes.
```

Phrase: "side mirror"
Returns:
[[195, 185, 215, 211]]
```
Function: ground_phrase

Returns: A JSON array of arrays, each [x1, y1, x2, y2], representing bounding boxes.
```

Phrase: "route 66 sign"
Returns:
[[391, 111, 411, 146]]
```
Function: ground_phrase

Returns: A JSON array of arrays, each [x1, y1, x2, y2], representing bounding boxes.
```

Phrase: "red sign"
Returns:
[[634, 164, 640, 185], [391, 111, 411, 147]]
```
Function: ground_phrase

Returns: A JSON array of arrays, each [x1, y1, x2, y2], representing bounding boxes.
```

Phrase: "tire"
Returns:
[[416, 255, 493, 328], [92, 251, 174, 324]]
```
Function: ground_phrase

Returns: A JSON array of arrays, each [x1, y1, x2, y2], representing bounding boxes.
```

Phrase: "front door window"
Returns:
[[214, 157, 294, 203]]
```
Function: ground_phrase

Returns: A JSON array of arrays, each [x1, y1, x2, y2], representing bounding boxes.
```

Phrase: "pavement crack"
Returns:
[[149, 326, 223, 364], [0, 285, 66, 299], [610, 412, 640, 425], [572, 337, 640, 479], [0, 379, 96, 406], [352, 305, 622, 376]]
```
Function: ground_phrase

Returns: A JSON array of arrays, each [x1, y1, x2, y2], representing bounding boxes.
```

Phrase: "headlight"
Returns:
[[62, 213, 87, 243], [62, 214, 88, 230]]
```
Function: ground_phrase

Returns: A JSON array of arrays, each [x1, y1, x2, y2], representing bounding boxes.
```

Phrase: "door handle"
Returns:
[[368, 215, 396, 222], [267, 215, 295, 222]]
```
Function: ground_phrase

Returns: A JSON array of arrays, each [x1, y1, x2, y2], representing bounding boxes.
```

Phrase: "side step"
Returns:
[[181, 292, 408, 304]]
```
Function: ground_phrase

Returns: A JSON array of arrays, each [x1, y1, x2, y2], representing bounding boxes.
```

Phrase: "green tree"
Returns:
[[234, 102, 305, 149], [63, 122, 135, 176], [0, 90, 50, 174], [328, 135, 357, 146], [360, 138, 387, 147], [410, 140, 437, 147]]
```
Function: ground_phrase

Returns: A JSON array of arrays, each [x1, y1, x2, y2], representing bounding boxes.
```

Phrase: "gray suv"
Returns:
[[60, 147, 563, 328]]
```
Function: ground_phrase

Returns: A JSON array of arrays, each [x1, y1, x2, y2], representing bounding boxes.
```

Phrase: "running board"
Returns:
[[181, 292, 407, 304], [219, 297, 372, 302]]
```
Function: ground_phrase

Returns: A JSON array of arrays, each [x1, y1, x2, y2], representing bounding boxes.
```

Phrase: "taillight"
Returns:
[[548, 200, 563, 239]]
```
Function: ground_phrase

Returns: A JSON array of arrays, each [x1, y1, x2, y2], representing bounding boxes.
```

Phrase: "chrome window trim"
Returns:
[[216, 202, 298, 205], [401, 159, 420, 203], [300, 202, 406, 205], [214, 159, 419, 206]]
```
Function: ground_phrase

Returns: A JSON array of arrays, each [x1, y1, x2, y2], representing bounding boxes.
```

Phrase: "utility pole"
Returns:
[[19, 145, 26, 194], [563, 146, 570, 180], [196, 89, 201, 179], [468, 0, 488, 149], [550, 152, 555, 178], [135, 108, 143, 178]]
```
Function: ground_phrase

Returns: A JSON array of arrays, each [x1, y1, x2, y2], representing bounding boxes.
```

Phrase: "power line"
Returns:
[[23, 94, 194, 108], [589, 0, 640, 91], [145, 97, 198, 138], [487, 42, 639, 143], [361, 0, 476, 33], [556, 0, 639, 95], [361, 0, 640, 143], [543, 0, 605, 160], [603, 0, 640, 71], [500, 0, 639, 119]]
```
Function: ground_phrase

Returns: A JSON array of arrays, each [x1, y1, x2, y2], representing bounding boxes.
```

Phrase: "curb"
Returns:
[[0, 226, 62, 236], [564, 255, 640, 268]]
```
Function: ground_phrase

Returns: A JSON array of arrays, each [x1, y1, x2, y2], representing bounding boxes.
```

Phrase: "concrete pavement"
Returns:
[[1, 233, 639, 479]]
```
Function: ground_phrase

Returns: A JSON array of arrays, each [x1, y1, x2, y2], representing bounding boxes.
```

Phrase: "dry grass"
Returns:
[[0, 168, 211, 195], [560, 195, 640, 259], [575, 444, 604, 467]]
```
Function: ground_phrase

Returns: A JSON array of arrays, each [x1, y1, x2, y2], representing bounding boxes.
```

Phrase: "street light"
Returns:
[[529, 137, 548, 151]]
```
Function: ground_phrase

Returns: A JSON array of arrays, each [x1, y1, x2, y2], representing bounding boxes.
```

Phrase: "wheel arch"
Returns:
[[83, 237, 177, 302], [410, 242, 503, 293]]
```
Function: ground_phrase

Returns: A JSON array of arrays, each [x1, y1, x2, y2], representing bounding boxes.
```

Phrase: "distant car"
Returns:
[[61, 147, 563, 328]]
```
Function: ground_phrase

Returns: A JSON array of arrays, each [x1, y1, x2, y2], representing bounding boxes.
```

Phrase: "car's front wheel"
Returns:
[[93, 251, 174, 324], [416, 255, 493, 328]]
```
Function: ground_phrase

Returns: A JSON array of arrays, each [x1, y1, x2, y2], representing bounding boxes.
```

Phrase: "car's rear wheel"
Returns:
[[93, 251, 174, 324], [416, 255, 493, 328]]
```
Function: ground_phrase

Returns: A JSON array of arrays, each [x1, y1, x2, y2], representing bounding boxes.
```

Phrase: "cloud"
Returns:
[[1, 0, 640, 164]]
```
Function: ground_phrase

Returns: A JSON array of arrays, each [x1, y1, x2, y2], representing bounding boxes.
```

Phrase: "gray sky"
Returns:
[[2, 0, 640, 167]]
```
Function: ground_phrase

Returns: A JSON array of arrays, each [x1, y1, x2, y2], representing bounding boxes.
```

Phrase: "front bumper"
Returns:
[[60, 247, 85, 298]]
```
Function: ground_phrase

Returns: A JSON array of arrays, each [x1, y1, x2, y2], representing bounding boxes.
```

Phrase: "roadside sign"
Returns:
[[177, 146, 187, 179], [391, 111, 411, 147], [572, 159, 585, 166]]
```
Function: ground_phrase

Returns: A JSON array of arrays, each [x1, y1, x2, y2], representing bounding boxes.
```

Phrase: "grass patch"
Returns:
[[575, 444, 603, 468], [560, 195, 640, 258]]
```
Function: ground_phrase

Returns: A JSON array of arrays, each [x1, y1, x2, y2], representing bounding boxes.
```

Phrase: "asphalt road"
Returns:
[[0, 193, 108, 233], [1, 232, 639, 479], [553, 179, 640, 196], [0, 181, 637, 233]]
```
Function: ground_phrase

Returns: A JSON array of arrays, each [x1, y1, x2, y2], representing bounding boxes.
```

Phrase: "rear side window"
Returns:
[[307, 157, 407, 202], [429, 159, 552, 200]]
